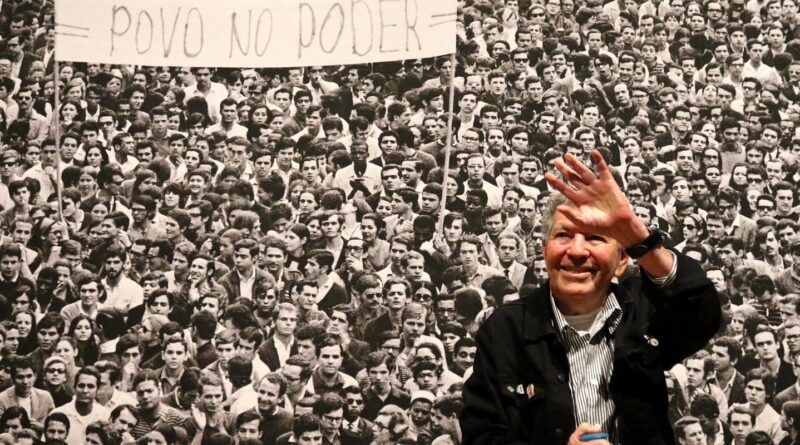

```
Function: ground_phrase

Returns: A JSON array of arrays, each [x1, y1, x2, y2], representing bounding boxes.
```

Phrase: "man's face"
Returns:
[[467, 157, 485, 182], [220, 104, 238, 124], [379, 135, 398, 155], [188, 257, 211, 283], [754, 331, 779, 361], [484, 213, 504, 237], [685, 358, 706, 389], [278, 364, 304, 398], [730, 413, 753, 439], [368, 362, 391, 391], [261, 246, 285, 275], [198, 384, 224, 415], [12, 367, 34, 395], [360, 286, 383, 310], [706, 270, 725, 293], [718, 198, 739, 225], [37, 326, 59, 352], [386, 283, 408, 311], [298, 430, 323, 445], [318, 345, 343, 377], [45, 420, 69, 442], [749, 43, 765, 63], [104, 256, 123, 279], [711, 345, 733, 372], [786, 326, 800, 355], [75, 374, 98, 404], [399, 162, 418, 187], [276, 310, 298, 336], [294, 283, 316, 312], [162, 342, 187, 370], [419, 192, 439, 215], [680, 423, 706, 445], [410, 400, 432, 427], [745, 378, 767, 406], [79, 282, 100, 306], [135, 379, 161, 410], [454, 345, 477, 371], [497, 237, 518, 266], [321, 215, 341, 239], [543, 209, 627, 304], [402, 316, 426, 343], [237, 419, 261, 442], [671, 179, 691, 201], [234, 247, 254, 273]]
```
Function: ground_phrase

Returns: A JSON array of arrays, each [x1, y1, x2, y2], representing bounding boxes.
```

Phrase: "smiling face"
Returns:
[[543, 208, 627, 311]]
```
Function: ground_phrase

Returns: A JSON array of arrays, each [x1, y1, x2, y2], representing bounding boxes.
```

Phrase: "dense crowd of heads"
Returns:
[[0, 0, 798, 443]]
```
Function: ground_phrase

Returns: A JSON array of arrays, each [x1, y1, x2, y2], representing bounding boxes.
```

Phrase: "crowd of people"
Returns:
[[0, 0, 797, 443]]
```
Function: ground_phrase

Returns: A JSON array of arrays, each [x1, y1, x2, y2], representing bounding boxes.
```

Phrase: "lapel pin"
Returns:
[[506, 385, 515, 394], [526, 384, 535, 399], [516, 384, 524, 395], [644, 335, 659, 347]]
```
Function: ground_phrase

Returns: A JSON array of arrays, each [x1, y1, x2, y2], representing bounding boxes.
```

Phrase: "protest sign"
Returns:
[[55, 0, 457, 66]]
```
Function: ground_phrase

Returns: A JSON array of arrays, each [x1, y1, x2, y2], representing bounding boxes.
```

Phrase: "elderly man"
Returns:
[[460, 151, 721, 444]]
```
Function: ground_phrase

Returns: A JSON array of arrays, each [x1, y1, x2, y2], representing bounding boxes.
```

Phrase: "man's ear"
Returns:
[[614, 245, 629, 277]]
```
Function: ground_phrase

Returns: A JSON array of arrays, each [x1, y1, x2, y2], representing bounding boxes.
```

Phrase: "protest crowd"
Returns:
[[3, 0, 800, 443]]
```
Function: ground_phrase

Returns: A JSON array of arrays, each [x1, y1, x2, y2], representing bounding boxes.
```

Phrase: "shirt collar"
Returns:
[[550, 291, 622, 339]]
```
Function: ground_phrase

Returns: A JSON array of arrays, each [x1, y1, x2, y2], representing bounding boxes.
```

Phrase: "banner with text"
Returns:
[[55, 0, 457, 67]]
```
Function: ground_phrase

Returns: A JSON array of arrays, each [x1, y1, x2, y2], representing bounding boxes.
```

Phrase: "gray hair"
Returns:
[[540, 192, 571, 238]]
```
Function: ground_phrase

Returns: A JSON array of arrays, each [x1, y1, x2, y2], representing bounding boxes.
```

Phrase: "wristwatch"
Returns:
[[624, 225, 664, 259]]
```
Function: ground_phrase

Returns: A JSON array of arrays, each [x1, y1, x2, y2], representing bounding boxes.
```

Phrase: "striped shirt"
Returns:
[[551, 292, 622, 442], [548, 251, 679, 444]]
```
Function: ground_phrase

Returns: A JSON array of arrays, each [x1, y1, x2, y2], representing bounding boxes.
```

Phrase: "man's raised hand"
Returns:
[[543, 150, 639, 244]]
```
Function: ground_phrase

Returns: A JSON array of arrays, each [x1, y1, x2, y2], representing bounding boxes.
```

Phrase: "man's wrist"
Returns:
[[616, 218, 651, 249]]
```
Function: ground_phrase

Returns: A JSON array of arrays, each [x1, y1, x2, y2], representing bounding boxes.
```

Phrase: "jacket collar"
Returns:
[[523, 280, 633, 342]]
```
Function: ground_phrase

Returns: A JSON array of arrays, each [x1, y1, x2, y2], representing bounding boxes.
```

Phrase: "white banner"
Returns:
[[55, 0, 457, 67]]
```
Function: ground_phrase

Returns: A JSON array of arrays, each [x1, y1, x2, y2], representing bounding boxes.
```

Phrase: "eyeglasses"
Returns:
[[758, 206, 774, 211], [684, 224, 697, 229], [46, 368, 65, 374], [1, 162, 15, 167], [364, 292, 382, 300], [414, 293, 432, 302]]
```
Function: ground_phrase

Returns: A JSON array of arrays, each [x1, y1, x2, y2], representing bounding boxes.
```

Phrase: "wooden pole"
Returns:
[[53, 58, 63, 222], [437, 51, 458, 234]]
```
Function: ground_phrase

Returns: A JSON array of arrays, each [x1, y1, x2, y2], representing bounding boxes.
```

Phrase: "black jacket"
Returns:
[[460, 250, 721, 445]]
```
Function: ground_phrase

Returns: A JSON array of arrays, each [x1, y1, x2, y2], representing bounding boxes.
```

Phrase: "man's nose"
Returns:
[[566, 234, 590, 257]]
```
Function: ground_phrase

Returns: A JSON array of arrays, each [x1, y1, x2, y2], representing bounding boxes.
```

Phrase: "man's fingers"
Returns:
[[557, 205, 585, 227], [564, 153, 597, 184], [544, 171, 581, 203], [553, 159, 586, 188], [591, 150, 614, 181]]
